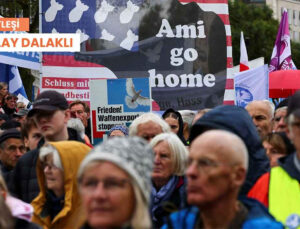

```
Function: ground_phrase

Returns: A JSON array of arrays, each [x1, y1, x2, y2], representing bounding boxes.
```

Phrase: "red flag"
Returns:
[[240, 31, 249, 72]]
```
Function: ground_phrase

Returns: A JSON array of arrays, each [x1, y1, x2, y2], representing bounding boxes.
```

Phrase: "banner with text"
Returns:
[[90, 78, 151, 144], [41, 0, 227, 110]]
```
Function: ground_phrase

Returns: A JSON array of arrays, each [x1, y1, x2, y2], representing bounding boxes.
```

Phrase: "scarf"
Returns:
[[151, 176, 179, 222]]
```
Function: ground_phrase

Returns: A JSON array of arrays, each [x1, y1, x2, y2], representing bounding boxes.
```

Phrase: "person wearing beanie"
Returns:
[[78, 137, 153, 229], [108, 125, 129, 138], [0, 128, 25, 181]]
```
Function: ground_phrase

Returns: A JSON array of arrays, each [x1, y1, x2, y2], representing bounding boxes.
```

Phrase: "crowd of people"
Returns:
[[0, 86, 299, 229]]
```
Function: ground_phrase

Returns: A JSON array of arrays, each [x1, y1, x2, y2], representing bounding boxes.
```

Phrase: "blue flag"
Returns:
[[0, 63, 28, 99], [235, 64, 269, 108]]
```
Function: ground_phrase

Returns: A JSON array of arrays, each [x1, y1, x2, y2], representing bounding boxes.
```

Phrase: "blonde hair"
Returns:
[[150, 133, 188, 176], [130, 183, 152, 228]]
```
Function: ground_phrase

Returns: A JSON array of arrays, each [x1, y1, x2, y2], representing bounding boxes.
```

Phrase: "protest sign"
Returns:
[[90, 78, 151, 144], [41, 0, 229, 109]]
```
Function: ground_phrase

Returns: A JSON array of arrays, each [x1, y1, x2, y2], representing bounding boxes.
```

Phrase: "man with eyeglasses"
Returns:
[[0, 128, 25, 184], [9, 90, 84, 203], [248, 90, 300, 228], [69, 100, 91, 140], [163, 130, 281, 229]]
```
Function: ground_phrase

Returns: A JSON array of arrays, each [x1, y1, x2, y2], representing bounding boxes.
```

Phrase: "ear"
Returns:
[[231, 166, 247, 188], [64, 109, 71, 122]]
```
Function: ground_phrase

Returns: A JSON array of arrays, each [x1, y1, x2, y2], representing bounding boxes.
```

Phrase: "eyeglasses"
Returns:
[[80, 177, 130, 194], [5, 145, 26, 153]]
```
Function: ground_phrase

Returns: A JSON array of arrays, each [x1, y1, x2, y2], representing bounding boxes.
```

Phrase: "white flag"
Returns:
[[235, 64, 269, 107], [240, 31, 249, 72]]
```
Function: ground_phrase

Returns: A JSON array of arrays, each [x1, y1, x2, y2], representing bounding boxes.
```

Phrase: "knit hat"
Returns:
[[78, 137, 154, 202], [108, 125, 129, 136], [0, 128, 21, 145], [28, 90, 68, 117]]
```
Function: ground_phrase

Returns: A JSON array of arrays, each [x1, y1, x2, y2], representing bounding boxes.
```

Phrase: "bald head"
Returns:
[[190, 130, 248, 170]]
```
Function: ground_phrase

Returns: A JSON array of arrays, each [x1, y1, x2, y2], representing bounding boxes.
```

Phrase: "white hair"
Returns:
[[150, 133, 188, 175], [246, 100, 274, 119], [129, 112, 171, 136], [275, 106, 287, 114], [39, 144, 63, 171], [67, 118, 85, 139], [179, 110, 196, 129]]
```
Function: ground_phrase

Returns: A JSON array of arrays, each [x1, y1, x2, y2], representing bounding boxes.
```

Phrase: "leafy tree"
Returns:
[[230, 0, 300, 67], [229, 0, 279, 66]]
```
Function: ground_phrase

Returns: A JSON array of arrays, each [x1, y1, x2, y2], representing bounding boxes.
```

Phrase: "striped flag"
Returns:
[[240, 31, 249, 72]]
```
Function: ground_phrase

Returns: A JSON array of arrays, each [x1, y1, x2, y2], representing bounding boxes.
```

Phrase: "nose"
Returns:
[[93, 182, 108, 199], [15, 148, 23, 157], [278, 117, 286, 126], [186, 162, 198, 179], [154, 154, 161, 164]]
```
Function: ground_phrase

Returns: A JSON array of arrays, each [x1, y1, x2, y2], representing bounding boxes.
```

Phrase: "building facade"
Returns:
[[267, 0, 300, 42]]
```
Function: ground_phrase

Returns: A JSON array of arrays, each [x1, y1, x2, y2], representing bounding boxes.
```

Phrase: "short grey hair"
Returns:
[[179, 110, 196, 129], [150, 133, 188, 176], [129, 112, 171, 136], [275, 106, 287, 114], [246, 100, 275, 119], [39, 144, 63, 171]]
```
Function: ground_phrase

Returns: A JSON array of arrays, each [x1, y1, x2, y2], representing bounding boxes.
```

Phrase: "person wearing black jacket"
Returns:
[[162, 108, 187, 145], [9, 90, 84, 203]]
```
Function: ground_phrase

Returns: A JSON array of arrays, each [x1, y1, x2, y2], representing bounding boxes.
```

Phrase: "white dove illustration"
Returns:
[[140, 41, 163, 63], [120, 0, 140, 24], [125, 78, 150, 109], [120, 29, 138, 50], [94, 0, 114, 23], [69, 0, 89, 23], [45, 0, 64, 22]]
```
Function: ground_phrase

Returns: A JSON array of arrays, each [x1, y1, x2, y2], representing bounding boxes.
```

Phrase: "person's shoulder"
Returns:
[[243, 217, 283, 229], [161, 207, 199, 229]]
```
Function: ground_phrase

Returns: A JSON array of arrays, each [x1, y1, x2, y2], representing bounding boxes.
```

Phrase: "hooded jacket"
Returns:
[[31, 141, 91, 229], [9, 128, 84, 203], [189, 105, 270, 195], [162, 108, 187, 145]]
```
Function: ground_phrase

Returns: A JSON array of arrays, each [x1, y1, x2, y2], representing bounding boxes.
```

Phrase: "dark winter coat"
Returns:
[[189, 105, 270, 195]]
